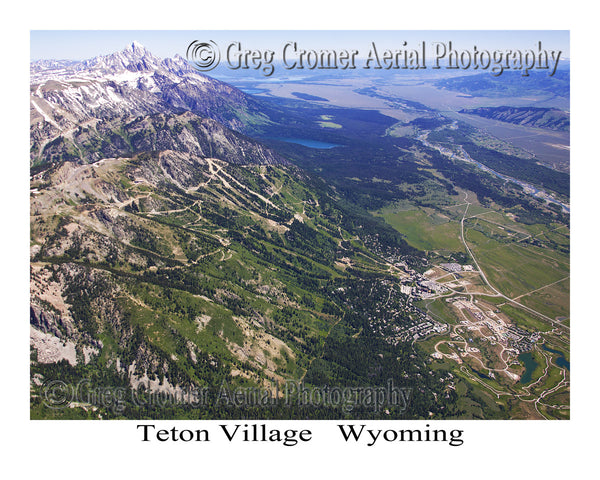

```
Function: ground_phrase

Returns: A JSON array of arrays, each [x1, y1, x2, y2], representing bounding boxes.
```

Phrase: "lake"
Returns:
[[270, 137, 343, 149], [542, 344, 570, 370], [240, 88, 269, 95], [518, 352, 539, 384]]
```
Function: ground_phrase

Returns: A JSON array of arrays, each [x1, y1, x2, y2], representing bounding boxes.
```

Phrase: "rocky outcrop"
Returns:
[[123, 113, 287, 166], [30, 325, 78, 365], [30, 305, 73, 338]]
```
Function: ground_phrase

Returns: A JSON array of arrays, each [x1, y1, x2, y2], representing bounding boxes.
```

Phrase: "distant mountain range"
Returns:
[[435, 70, 570, 99], [459, 106, 570, 132]]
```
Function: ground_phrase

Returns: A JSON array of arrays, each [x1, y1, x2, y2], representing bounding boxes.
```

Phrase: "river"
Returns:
[[418, 132, 570, 213]]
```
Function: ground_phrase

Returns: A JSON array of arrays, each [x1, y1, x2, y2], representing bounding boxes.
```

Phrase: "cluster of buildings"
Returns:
[[398, 274, 446, 300], [447, 297, 539, 354], [417, 279, 449, 298], [367, 292, 447, 345], [440, 262, 474, 273], [504, 325, 541, 353], [356, 272, 449, 345], [396, 263, 475, 301], [393, 319, 447, 343]]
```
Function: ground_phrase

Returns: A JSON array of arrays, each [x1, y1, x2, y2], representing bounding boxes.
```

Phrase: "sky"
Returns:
[[30, 30, 570, 62]]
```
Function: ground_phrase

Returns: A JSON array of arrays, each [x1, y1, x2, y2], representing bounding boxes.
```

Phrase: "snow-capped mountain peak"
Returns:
[[30, 43, 254, 165], [128, 40, 148, 54], [81, 41, 161, 74]]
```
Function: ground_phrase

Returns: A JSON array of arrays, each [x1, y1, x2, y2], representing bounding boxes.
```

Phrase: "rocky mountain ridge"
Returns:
[[30, 42, 271, 166]]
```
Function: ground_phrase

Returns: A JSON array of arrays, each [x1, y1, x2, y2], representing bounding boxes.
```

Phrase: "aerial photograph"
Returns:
[[29, 30, 570, 420]]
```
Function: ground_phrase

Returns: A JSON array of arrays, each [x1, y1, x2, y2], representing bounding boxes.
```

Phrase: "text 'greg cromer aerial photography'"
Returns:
[[30, 31, 570, 420]]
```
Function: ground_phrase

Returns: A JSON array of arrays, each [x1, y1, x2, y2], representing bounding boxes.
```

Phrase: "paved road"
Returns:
[[458, 191, 569, 331]]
